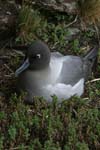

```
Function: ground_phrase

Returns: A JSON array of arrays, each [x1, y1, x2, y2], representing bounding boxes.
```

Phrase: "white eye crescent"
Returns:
[[36, 54, 41, 59]]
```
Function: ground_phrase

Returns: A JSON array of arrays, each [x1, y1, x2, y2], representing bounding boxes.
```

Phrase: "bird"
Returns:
[[15, 40, 98, 103]]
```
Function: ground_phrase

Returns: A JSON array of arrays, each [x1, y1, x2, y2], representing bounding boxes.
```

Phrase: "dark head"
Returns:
[[15, 41, 51, 76]]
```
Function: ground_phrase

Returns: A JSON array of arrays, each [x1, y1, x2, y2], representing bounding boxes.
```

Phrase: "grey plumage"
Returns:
[[15, 41, 98, 103], [83, 47, 98, 80]]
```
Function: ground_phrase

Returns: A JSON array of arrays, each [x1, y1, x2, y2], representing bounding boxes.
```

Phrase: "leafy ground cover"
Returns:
[[0, 5, 100, 150]]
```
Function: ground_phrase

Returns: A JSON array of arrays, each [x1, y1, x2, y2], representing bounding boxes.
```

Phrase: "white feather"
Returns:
[[44, 78, 84, 102]]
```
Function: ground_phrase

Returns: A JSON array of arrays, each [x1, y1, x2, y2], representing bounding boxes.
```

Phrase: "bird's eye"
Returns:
[[31, 54, 41, 59], [36, 54, 41, 59]]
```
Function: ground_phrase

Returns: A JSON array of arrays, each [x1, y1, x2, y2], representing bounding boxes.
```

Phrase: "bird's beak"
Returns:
[[15, 58, 30, 77]]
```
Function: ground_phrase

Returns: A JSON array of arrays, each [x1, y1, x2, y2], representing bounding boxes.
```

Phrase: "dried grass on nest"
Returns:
[[0, 53, 17, 94], [79, 0, 100, 24]]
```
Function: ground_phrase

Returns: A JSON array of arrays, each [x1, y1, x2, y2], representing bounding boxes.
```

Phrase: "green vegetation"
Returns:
[[0, 94, 100, 149], [0, 3, 100, 150]]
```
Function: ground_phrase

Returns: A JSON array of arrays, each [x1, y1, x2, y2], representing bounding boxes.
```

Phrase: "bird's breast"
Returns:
[[23, 57, 63, 86]]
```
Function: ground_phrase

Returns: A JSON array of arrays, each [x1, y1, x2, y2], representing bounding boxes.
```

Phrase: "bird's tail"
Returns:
[[83, 46, 99, 80], [84, 46, 98, 61]]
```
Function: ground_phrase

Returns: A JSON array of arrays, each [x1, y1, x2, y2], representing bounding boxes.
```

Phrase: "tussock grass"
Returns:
[[79, 0, 100, 24]]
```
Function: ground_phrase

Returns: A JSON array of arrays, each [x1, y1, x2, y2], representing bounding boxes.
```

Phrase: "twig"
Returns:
[[10, 146, 28, 150], [83, 97, 89, 100], [0, 56, 10, 59], [0, 74, 14, 78], [86, 78, 100, 84], [66, 15, 78, 28], [13, 50, 25, 56], [4, 64, 14, 73], [4, 74, 14, 77]]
